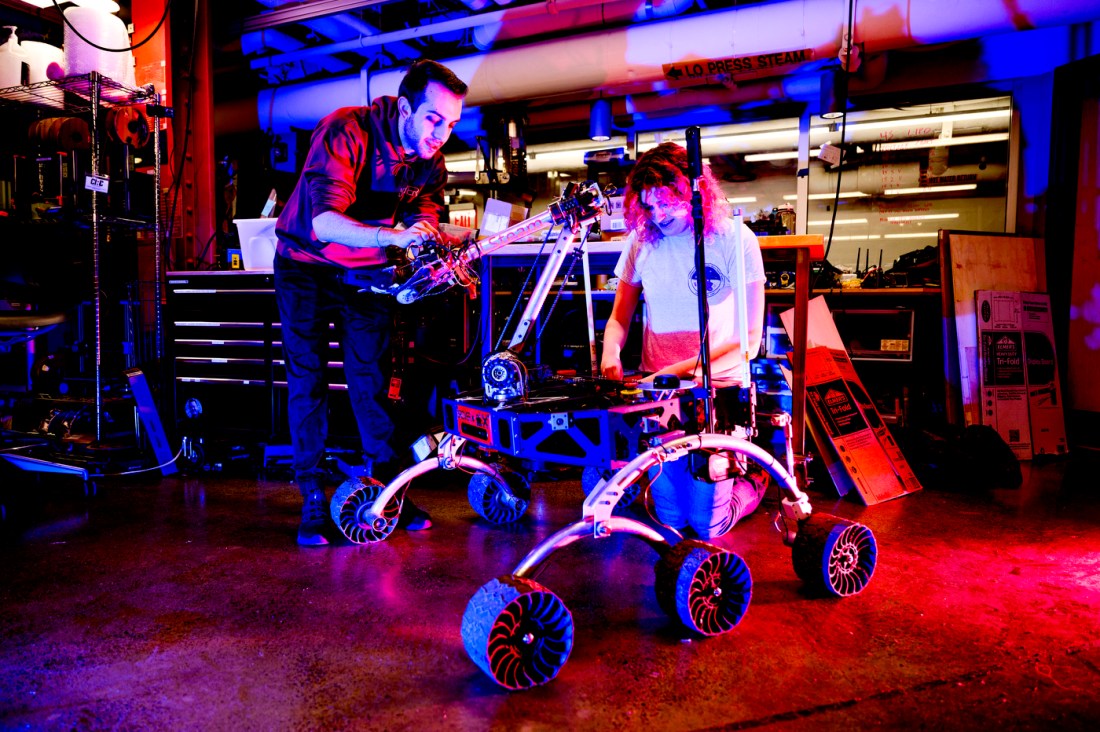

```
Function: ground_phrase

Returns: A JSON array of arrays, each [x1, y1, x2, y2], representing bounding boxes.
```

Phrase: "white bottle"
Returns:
[[0, 26, 30, 90]]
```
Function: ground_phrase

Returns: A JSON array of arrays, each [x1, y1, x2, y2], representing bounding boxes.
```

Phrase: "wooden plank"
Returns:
[[940, 231, 1046, 427], [758, 234, 825, 260]]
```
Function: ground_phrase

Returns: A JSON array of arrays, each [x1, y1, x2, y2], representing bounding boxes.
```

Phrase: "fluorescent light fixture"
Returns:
[[73, 0, 122, 12], [726, 196, 757, 204], [827, 235, 882, 240], [826, 109, 1010, 132], [783, 192, 869, 200], [886, 213, 959, 222], [884, 232, 941, 239], [445, 159, 477, 173], [807, 218, 868, 226], [884, 184, 978, 195], [874, 133, 1009, 152], [744, 151, 798, 162]]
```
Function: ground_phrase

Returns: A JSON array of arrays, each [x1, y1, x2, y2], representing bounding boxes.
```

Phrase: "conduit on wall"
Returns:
[[248, 0, 1100, 150]]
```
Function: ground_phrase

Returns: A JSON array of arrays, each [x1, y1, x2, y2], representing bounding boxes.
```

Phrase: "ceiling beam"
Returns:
[[241, 0, 392, 33]]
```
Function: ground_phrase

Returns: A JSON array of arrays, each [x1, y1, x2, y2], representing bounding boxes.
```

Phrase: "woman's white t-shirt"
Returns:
[[613, 219, 766, 385]]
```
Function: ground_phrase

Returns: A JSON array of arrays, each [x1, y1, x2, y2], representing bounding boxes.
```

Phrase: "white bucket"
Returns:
[[63, 6, 130, 84], [20, 40, 64, 107], [235, 218, 278, 270]]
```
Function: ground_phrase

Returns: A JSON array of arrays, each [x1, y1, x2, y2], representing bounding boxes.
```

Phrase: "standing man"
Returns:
[[600, 142, 767, 539], [274, 60, 468, 546]]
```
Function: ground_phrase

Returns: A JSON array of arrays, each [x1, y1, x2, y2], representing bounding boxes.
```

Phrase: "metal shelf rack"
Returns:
[[0, 71, 165, 442]]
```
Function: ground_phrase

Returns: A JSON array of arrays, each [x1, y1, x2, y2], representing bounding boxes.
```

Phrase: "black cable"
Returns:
[[494, 225, 555, 351], [535, 250, 580, 340], [819, 0, 857, 273], [417, 296, 484, 367], [194, 230, 217, 269], [51, 0, 173, 54]]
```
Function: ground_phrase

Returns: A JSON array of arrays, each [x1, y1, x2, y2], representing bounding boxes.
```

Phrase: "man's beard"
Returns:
[[402, 116, 428, 158]]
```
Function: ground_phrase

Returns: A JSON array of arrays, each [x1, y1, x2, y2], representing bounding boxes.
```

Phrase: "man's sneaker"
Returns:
[[398, 497, 433, 531], [297, 480, 329, 547]]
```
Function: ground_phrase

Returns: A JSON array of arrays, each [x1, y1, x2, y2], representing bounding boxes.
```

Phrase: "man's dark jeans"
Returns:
[[274, 254, 395, 482]]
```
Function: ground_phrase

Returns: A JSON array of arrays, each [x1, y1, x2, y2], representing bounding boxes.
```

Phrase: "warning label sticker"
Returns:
[[663, 49, 814, 83]]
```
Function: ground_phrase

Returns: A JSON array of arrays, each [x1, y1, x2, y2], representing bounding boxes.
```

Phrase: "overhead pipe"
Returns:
[[249, 0, 617, 69], [471, 0, 695, 51], [240, 27, 353, 73], [248, 0, 420, 61], [255, 0, 1100, 135]]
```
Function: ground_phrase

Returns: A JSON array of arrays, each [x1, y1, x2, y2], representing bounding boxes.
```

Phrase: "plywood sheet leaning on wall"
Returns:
[[939, 231, 1046, 427]]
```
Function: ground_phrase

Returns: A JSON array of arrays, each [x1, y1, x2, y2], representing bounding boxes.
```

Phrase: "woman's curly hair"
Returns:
[[623, 142, 731, 246]]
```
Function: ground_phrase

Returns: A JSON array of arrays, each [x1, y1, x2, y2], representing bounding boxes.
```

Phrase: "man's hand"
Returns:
[[389, 220, 440, 249]]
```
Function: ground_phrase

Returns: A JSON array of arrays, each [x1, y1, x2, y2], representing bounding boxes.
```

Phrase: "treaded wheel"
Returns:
[[581, 466, 642, 510], [330, 477, 401, 544], [461, 575, 574, 690], [792, 513, 877, 597], [468, 470, 530, 524], [179, 442, 205, 475], [654, 539, 752, 636]]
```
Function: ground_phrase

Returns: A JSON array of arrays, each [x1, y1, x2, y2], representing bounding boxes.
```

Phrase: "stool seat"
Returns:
[[0, 310, 67, 352], [0, 311, 68, 329]]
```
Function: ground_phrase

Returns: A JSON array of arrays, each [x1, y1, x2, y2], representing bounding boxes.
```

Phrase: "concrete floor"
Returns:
[[2, 450, 1100, 730]]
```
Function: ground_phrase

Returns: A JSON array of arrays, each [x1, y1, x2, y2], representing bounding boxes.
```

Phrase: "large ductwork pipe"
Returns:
[[472, 0, 695, 51], [255, 0, 1100, 134]]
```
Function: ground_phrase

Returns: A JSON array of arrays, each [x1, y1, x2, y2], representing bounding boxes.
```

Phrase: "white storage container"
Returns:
[[0, 27, 30, 89]]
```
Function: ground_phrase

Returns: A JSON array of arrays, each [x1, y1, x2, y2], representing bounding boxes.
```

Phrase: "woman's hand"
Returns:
[[601, 351, 623, 381]]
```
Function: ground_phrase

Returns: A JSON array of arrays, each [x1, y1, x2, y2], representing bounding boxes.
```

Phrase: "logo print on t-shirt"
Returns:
[[688, 264, 728, 299]]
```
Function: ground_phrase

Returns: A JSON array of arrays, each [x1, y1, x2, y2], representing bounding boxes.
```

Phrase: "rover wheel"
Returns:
[[581, 466, 642, 510], [330, 476, 400, 544], [179, 442, 205, 475], [461, 575, 573, 690], [654, 539, 752, 636], [468, 470, 530, 524], [792, 513, 877, 597]]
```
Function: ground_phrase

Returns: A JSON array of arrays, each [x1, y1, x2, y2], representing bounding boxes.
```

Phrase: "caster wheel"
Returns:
[[330, 477, 401, 544], [468, 470, 530, 524], [179, 443, 205, 475], [461, 575, 574, 690], [655, 539, 752, 636], [792, 513, 877, 597], [581, 466, 642, 509]]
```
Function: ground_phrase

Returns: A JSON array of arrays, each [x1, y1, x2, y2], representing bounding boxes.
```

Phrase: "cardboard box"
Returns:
[[976, 291, 1032, 459], [801, 346, 923, 504], [977, 291, 1067, 458], [780, 297, 922, 504], [1020, 293, 1067, 456]]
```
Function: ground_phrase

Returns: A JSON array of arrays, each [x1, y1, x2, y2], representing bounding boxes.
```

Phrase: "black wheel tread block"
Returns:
[[330, 476, 401, 544], [654, 538, 752, 636], [468, 470, 530, 524], [180, 444, 205, 475], [792, 513, 878, 597], [461, 575, 574, 690], [580, 466, 643, 509]]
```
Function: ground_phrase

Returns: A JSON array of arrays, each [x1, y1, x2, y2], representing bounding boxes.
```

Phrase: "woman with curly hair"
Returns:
[[601, 141, 765, 387], [600, 141, 767, 538]]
